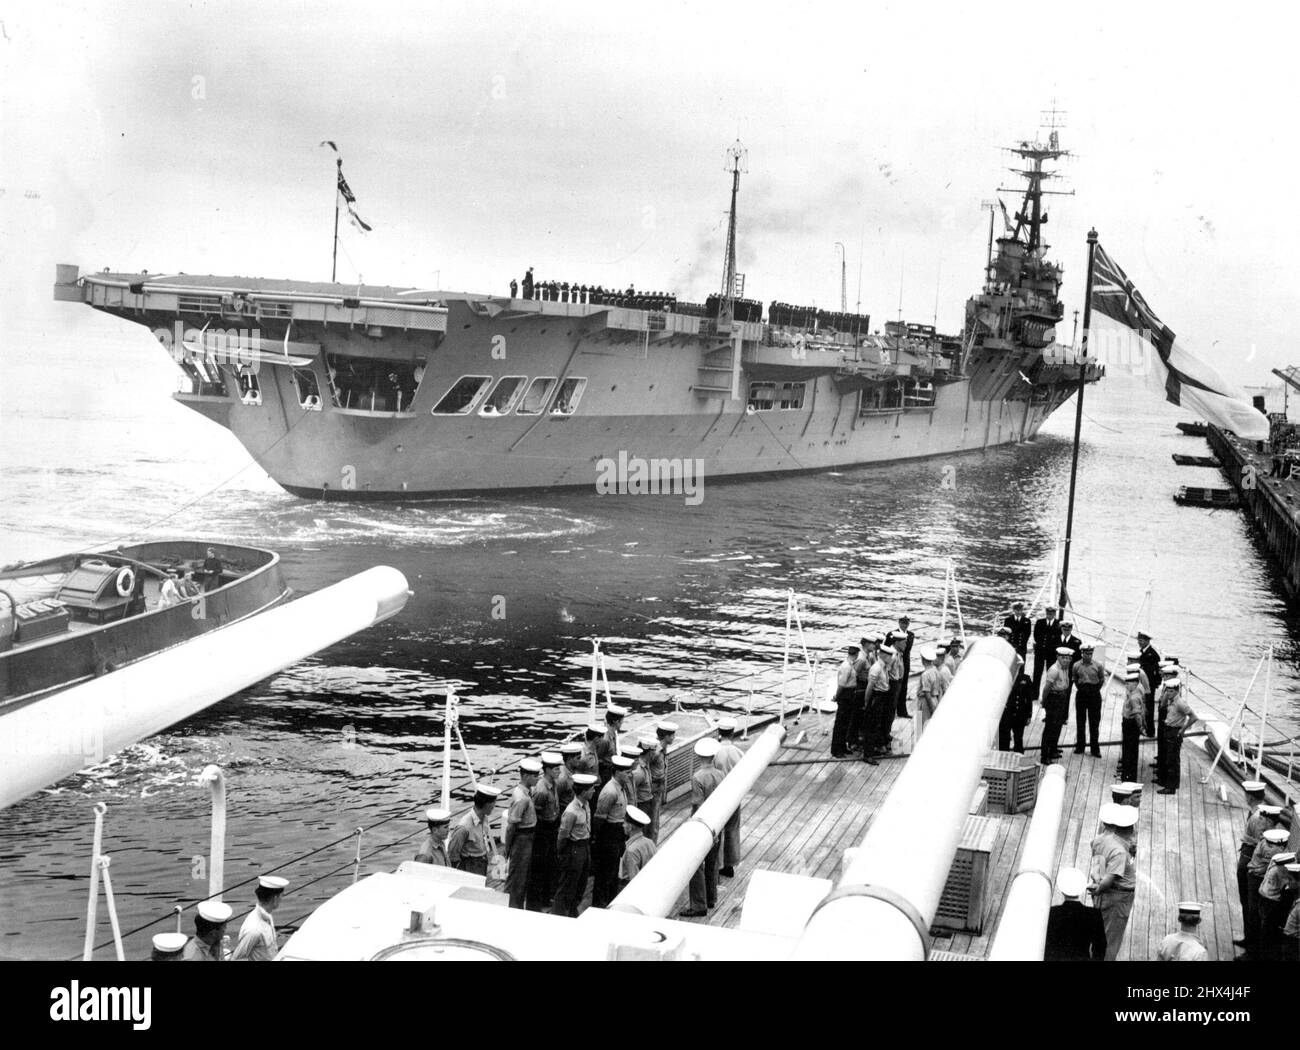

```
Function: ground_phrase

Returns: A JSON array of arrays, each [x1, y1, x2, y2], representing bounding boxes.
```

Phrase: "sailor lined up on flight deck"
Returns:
[[1233, 780, 1270, 951], [550, 772, 597, 918], [414, 806, 451, 866], [1256, 850, 1300, 961], [230, 874, 288, 961], [503, 759, 540, 909], [1157, 902, 1208, 962], [448, 785, 499, 876], [682, 737, 724, 917], [526, 751, 563, 911], [618, 805, 656, 891], [177, 899, 232, 961], [1089, 803, 1138, 961], [648, 720, 677, 840], [715, 718, 744, 878], [591, 752, 634, 908]]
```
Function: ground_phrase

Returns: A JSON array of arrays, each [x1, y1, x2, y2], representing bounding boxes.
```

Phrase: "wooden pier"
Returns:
[[652, 682, 1266, 961]]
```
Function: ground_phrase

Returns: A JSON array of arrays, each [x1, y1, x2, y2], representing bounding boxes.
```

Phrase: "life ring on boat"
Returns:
[[114, 566, 135, 598]]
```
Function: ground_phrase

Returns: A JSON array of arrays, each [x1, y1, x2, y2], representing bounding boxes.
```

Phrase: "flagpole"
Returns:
[[331, 158, 341, 283], [1059, 227, 1097, 610]]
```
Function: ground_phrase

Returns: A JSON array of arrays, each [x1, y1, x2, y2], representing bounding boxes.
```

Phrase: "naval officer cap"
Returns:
[[197, 900, 233, 923], [573, 773, 598, 789], [656, 721, 678, 735], [424, 806, 451, 824], [694, 737, 721, 759], [559, 742, 583, 756], [1262, 828, 1290, 844], [1056, 867, 1086, 899], [619, 742, 642, 758], [540, 751, 563, 766], [1243, 780, 1267, 795], [152, 932, 189, 954], [1136, 630, 1152, 640], [625, 806, 651, 828], [611, 754, 635, 769], [258, 875, 290, 891], [519, 758, 542, 774], [606, 704, 628, 720], [1100, 803, 1139, 829], [1055, 646, 1074, 656]]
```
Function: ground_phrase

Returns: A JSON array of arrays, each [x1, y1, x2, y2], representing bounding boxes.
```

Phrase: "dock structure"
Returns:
[[1207, 424, 1300, 602], [651, 685, 1266, 961]]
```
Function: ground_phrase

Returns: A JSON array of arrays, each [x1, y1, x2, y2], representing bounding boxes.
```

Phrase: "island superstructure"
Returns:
[[55, 132, 1103, 500]]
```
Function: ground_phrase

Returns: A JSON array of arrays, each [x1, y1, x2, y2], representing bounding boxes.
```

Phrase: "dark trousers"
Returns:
[[830, 686, 855, 757], [722, 808, 741, 868], [591, 820, 625, 909], [455, 854, 488, 877], [1144, 695, 1156, 737], [1259, 894, 1293, 961], [866, 688, 894, 753], [846, 686, 867, 747], [1160, 724, 1183, 788], [1074, 685, 1102, 752], [997, 718, 1025, 753], [1032, 653, 1047, 694], [894, 675, 909, 717], [1041, 693, 1068, 764], [1120, 719, 1141, 782], [550, 840, 590, 917], [505, 829, 534, 908], [526, 820, 558, 911], [1237, 845, 1256, 944], [689, 835, 721, 912]]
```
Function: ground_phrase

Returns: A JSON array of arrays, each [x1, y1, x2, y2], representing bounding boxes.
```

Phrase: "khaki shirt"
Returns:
[[448, 810, 492, 863], [414, 832, 449, 866], [866, 658, 889, 696], [1044, 663, 1072, 697], [1122, 685, 1145, 723], [714, 741, 743, 777], [576, 745, 600, 777], [1090, 831, 1136, 893], [1260, 860, 1298, 901], [836, 657, 856, 689], [691, 766, 725, 810], [1241, 807, 1267, 849], [631, 763, 654, 804], [887, 652, 904, 683], [556, 765, 576, 810], [647, 743, 667, 792], [1073, 660, 1104, 687], [508, 784, 537, 829], [1248, 837, 1284, 877], [532, 775, 560, 823], [937, 665, 953, 693], [230, 905, 276, 962], [594, 777, 629, 824], [1163, 690, 1196, 730], [619, 833, 657, 882], [558, 797, 591, 844], [181, 936, 222, 961]]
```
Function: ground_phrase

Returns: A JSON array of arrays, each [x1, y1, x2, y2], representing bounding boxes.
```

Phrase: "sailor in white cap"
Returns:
[[414, 807, 451, 867], [914, 646, 942, 738], [448, 784, 500, 877], [681, 737, 724, 917], [1031, 604, 1062, 693], [830, 642, 862, 758], [597, 704, 628, 786], [1135, 631, 1161, 736], [1040, 647, 1075, 765], [628, 739, 656, 835], [891, 616, 915, 715], [527, 752, 564, 911], [578, 724, 603, 778], [1119, 668, 1145, 781], [1003, 601, 1031, 658], [1071, 643, 1105, 757], [591, 754, 635, 908], [1156, 673, 1198, 794], [1151, 662, 1178, 779], [1157, 902, 1209, 961], [884, 634, 908, 721], [1234, 781, 1271, 950], [1245, 818, 1290, 953], [1089, 803, 1139, 960], [151, 931, 189, 961], [1283, 869, 1300, 963], [181, 899, 233, 961], [862, 640, 894, 763], [648, 722, 677, 840], [557, 741, 584, 811], [1043, 866, 1106, 961], [714, 719, 745, 877], [230, 875, 288, 961], [1257, 851, 1299, 960], [934, 640, 954, 695], [618, 805, 657, 890], [504, 760, 541, 909], [551, 773, 597, 918]]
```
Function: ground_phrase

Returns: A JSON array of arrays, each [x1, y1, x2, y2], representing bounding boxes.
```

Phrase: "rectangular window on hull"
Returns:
[[516, 376, 557, 415], [326, 353, 427, 413], [479, 376, 527, 416], [431, 375, 493, 415], [293, 368, 324, 410], [748, 383, 776, 411], [551, 377, 587, 415], [778, 382, 805, 410]]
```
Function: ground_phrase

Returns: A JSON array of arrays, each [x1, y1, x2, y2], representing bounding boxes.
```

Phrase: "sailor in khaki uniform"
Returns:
[[629, 740, 656, 838], [596, 704, 628, 787], [915, 647, 942, 738], [231, 874, 288, 961], [556, 742, 583, 810], [1233, 781, 1269, 950], [504, 759, 540, 909], [1257, 852, 1300, 961], [649, 721, 677, 840], [527, 752, 562, 911], [618, 805, 657, 891], [414, 807, 451, 866], [1244, 819, 1289, 957], [550, 772, 597, 917], [592, 753, 634, 908], [1156, 673, 1199, 793], [448, 785, 499, 876], [1157, 902, 1209, 961], [714, 718, 744, 877], [682, 738, 725, 917], [1088, 803, 1138, 961], [577, 725, 603, 778], [181, 899, 232, 961]]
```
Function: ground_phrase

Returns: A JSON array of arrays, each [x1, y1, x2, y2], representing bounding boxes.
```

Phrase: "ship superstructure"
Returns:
[[55, 133, 1103, 499]]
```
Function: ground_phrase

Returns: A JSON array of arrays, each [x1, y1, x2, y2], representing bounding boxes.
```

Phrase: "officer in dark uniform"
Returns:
[[998, 670, 1035, 753], [1031, 605, 1062, 693], [1002, 601, 1032, 658], [1136, 631, 1162, 737], [522, 267, 534, 299]]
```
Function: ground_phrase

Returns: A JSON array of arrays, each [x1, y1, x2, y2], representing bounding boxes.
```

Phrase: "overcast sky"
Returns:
[[2, 0, 1298, 386]]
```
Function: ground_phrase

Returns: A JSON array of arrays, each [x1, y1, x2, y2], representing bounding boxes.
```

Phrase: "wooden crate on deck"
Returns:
[[982, 750, 1039, 814], [932, 815, 1000, 933], [969, 781, 988, 816]]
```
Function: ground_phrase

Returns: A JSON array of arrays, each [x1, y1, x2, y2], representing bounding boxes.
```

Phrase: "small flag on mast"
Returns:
[[320, 141, 372, 233], [1089, 243, 1267, 440]]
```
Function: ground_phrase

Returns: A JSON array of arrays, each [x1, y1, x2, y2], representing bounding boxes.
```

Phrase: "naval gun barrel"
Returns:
[[609, 722, 786, 917], [0, 566, 411, 811], [794, 638, 1018, 960], [987, 764, 1066, 960]]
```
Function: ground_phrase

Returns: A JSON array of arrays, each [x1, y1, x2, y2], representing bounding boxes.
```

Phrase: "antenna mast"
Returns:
[[835, 242, 847, 312], [719, 139, 747, 330]]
